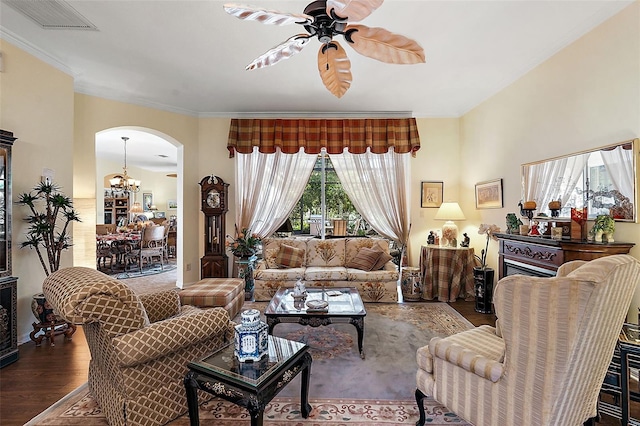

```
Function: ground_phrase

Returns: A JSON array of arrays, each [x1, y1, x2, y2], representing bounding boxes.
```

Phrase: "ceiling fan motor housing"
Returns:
[[303, 0, 345, 44]]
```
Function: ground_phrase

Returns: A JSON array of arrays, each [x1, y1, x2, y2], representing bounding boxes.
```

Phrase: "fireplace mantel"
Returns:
[[496, 233, 635, 279]]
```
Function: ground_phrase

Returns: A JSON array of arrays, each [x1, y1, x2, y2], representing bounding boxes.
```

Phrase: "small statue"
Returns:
[[529, 221, 541, 236], [460, 233, 470, 247], [427, 231, 435, 245]]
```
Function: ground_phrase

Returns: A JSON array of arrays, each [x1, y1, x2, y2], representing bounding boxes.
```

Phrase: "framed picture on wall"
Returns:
[[475, 178, 503, 209], [142, 193, 153, 211], [167, 199, 178, 210], [421, 181, 443, 208]]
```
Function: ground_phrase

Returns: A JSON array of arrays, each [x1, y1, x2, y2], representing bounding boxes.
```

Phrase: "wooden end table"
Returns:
[[184, 335, 312, 426]]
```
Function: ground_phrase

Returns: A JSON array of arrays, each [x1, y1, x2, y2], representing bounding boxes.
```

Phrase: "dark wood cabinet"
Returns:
[[496, 233, 635, 279], [0, 130, 18, 368]]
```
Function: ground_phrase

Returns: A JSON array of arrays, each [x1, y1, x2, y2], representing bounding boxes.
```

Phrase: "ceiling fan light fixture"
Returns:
[[224, 0, 424, 97]]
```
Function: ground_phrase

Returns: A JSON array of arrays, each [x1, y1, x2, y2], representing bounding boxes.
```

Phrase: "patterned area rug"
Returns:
[[26, 302, 473, 425], [26, 383, 468, 425]]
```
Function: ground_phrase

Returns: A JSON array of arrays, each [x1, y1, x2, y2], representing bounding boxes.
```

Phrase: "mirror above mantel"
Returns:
[[522, 138, 638, 222]]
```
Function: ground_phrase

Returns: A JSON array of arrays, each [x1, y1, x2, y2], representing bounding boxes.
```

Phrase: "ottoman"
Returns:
[[179, 278, 245, 319]]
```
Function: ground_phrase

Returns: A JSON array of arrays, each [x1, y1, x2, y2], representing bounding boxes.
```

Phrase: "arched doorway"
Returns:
[[94, 127, 184, 285]]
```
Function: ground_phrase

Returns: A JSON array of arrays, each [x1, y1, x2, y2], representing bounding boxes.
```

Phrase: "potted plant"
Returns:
[[505, 213, 523, 234], [226, 227, 261, 300], [16, 181, 81, 325], [474, 223, 501, 314], [591, 214, 615, 243]]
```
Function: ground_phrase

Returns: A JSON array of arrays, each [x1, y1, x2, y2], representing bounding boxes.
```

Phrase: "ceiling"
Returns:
[[1, 0, 635, 170]]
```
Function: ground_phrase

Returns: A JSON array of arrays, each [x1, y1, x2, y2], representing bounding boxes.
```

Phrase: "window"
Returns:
[[288, 153, 369, 236]]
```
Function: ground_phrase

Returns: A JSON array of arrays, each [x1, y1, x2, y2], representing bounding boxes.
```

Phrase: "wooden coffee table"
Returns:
[[184, 335, 312, 426], [264, 286, 367, 359]]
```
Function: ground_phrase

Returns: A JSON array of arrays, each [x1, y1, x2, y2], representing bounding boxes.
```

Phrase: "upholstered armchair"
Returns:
[[415, 254, 640, 426], [43, 267, 234, 426]]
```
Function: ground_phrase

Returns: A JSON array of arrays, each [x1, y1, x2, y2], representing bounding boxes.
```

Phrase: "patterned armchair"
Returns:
[[43, 267, 234, 426], [415, 254, 640, 426]]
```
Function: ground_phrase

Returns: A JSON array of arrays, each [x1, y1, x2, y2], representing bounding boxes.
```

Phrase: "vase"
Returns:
[[473, 267, 494, 314], [234, 309, 268, 362], [31, 293, 58, 324], [236, 256, 256, 301]]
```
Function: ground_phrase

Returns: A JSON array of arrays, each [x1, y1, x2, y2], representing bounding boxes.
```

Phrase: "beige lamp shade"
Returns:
[[434, 202, 466, 247], [129, 202, 144, 214]]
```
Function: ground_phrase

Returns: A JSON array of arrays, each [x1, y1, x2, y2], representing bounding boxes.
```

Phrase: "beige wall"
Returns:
[[0, 40, 75, 342], [459, 3, 640, 319], [408, 118, 462, 265]]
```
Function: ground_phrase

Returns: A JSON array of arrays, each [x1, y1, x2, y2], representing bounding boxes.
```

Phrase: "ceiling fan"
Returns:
[[223, 0, 425, 98]]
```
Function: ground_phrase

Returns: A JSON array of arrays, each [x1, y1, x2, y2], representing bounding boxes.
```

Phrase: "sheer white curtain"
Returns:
[[235, 147, 316, 237], [330, 148, 411, 248], [524, 154, 588, 213], [600, 146, 634, 198]]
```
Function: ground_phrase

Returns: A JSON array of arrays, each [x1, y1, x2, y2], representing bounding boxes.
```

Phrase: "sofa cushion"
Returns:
[[304, 266, 348, 281], [262, 237, 308, 266], [372, 250, 394, 270], [306, 239, 345, 267], [347, 265, 399, 281], [345, 238, 389, 265], [254, 267, 305, 281], [346, 247, 382, 271], [264, 247, 280, 269], [276, 244, 305, 268]]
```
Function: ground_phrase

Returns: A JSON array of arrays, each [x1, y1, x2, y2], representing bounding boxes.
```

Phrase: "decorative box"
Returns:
[[234, 309, 268, 362]]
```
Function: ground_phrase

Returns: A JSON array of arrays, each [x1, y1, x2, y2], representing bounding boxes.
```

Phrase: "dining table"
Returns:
[[96, 232, 142, 271]]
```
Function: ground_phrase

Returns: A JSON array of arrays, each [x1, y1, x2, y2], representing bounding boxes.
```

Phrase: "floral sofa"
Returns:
[[254, 237, 399, 302]]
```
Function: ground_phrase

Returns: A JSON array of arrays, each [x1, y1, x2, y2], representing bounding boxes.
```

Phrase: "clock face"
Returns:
[[206, 190, 220, 208]]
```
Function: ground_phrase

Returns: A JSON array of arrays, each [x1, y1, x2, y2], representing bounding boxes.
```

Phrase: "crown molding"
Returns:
[[0, 28, 75, 77]]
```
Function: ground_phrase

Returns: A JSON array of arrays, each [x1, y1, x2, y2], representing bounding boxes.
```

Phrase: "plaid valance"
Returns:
[[227, 118, 421, 157]]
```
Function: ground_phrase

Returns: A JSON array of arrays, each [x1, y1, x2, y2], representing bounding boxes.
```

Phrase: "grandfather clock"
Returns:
[[200, 175, 229, 278]]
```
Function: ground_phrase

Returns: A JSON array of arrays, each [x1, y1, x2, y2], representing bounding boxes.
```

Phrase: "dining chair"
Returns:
[[134, 225, 165, 273]]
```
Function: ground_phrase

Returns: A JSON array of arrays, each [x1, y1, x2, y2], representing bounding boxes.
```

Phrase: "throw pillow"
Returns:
[[372, 249, 394, 270], [346, 247, 382, 271], [276, 244, 305, 268], [264, 248, 280, 269]]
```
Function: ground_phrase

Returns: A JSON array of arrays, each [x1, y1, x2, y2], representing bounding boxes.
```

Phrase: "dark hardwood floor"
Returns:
[[0, 300, 630, 425]]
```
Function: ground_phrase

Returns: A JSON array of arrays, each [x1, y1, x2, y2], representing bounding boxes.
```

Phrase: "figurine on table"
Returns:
[[427, 231, 435, 245], [460, 233, 470, 247], [529, 221, 541, 236]]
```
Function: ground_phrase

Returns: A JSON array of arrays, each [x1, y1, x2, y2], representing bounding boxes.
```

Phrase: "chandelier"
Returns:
[[109, 136, 141, 194]]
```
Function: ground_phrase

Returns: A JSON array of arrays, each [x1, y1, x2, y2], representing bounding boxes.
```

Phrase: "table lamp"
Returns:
[[434, 202, 466, 247]]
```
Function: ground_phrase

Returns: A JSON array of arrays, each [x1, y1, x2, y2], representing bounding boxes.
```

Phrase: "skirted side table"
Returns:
[[419, 245, 476, 302]]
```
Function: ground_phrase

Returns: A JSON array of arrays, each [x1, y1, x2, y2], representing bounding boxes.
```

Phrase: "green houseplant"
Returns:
[[17, 181, 81, 276], [17, 181, 81, 326], [591, 214, 615, 242]]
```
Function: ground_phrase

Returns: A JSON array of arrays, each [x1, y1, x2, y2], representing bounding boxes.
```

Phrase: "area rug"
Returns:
[[109, 263, 177, 280], [26, 302, 473, 425]]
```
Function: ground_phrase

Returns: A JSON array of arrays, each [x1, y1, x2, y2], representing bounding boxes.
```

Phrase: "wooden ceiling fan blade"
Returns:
[[317, 41, 352, 98], [326, 0, 383, 22], [345, 24, 425, 64], [246, 35, 311, 70], [223, 3, 312, 26]]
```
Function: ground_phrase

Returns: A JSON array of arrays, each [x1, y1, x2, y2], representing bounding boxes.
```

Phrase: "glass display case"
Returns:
[[0, 129, 18, 368]]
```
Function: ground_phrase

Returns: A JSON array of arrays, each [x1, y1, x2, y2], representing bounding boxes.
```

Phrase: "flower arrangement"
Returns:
[[476, 223, 501, 269], [226, 227, 261, 257]]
